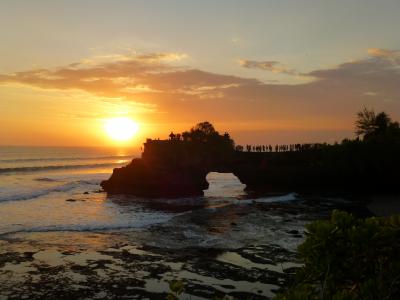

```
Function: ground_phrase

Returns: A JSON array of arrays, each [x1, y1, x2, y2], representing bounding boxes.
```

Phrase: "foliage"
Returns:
[[166, 280, 184, 300], [192, 121, 217, 136], [181, 121, 235, 149], [179, 121, 235, 165], [164, 211, 400, 300], [355, 108, 400, 142], [275, 210, 400, 300], [355, 107, 377, 138]]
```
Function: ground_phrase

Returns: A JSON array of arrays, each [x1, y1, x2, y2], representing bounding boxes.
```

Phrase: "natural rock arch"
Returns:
[[101, 120, 400, 198], [203, 172, 246, 198]]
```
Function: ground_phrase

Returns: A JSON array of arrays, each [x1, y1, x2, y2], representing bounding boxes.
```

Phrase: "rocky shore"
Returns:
[[0, 240, 300, 300], [0, 193, 370, 299]]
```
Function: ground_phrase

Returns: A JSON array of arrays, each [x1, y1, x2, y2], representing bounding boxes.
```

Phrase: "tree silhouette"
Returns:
[[192, 121, 216, 136], [356, 108, 400, 141], [355, 107, 377, 138]]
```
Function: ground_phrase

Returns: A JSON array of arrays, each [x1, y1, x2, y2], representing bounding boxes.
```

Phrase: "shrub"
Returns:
[[275, 210, 400, 300]]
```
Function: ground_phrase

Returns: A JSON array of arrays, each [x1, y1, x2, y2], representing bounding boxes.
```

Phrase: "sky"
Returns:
[[1, 0, 400, 147]]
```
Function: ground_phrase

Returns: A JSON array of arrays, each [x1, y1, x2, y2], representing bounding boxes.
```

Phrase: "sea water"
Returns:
[[0, 146, 138, 233], [0, 146, 359, 298], [0, 146, 305, 250]]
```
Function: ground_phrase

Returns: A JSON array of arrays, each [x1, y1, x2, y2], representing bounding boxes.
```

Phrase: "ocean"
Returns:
[[0, 146, 298, 243], [0, 146, 362, 299]]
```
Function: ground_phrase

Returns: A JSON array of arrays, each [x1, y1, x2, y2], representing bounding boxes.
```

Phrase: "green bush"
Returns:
[[275, 210, 400, 300], [167, 280, 184, 300]]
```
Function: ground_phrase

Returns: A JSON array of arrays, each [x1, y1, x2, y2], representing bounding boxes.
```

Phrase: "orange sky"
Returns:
[[1, 1, 400, 147]]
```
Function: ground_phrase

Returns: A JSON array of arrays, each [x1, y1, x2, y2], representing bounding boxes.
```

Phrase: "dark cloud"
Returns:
[[239, 59, 298, 75], [304, 50, 400, 102]]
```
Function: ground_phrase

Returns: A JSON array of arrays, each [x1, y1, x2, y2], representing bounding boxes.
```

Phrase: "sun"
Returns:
[[104, 117, 139, 142]]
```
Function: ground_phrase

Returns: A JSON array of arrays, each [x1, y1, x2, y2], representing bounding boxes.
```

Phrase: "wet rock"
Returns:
[[101, 158, 208, 198], [0, 251, 35, 268], [66, 198, 86, 202], [283, 267, 299, 274], [23, 252, 36, 259], [238, 244, 297, 265], [220, 284, 235, 289]]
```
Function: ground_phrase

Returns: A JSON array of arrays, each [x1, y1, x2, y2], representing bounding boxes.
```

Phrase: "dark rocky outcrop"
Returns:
[[101, 121, 400, 198], [101, 158, 209, 197], [101, 122, 236, 198]]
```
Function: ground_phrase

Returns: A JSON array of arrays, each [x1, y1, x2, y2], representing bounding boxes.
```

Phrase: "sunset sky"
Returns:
[[1, 0, 400, 147]]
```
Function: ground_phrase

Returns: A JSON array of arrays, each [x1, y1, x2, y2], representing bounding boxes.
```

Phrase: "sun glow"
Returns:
[[104, 117, 139, 141]]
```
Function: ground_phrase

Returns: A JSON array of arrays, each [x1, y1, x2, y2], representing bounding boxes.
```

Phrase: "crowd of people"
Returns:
[[235, 143, 329, 152]]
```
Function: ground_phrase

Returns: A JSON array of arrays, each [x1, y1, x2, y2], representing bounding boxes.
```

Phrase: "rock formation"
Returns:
[[100, 157, 209, 197], [101, 122, 236, 198], [101, 121, 400, 198]]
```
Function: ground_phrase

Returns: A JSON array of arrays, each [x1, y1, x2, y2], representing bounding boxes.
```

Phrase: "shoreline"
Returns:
[[1, 180, 397, 299], [0, 231, 300, 300]]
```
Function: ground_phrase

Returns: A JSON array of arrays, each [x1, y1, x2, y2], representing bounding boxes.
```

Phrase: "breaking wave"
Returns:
[[0, 161, 128, 174], [0, 155, 133, 163], [0, 179, 101, 202]]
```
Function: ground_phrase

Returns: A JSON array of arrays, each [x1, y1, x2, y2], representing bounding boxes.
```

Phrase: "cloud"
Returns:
[[364, 91, 379, 96], [238, 59, 298, 75], [74, 51, 187, 67], [367, 48, 400, 58], [231, 38, 240, 43], [305, 49, 400, 84], [136, 52, 188, 62], [1, 49, 400, 129], [0, 53, 257, 101]]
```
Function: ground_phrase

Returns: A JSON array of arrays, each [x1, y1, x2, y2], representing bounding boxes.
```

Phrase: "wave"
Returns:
[[229, 193, 298, 205], [0, 155, 133, 163], [0, 161, 128, 174], [0, 179, 101, 202], [0, 214, 176, 236], [254, 192, 298, 203], [35, 177, 59, 182]]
